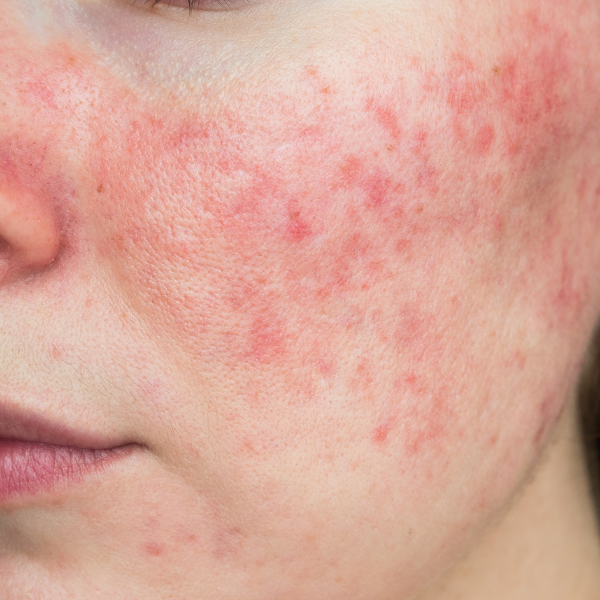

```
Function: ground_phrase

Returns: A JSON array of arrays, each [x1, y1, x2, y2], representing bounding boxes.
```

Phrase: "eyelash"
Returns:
[[148, 0, 248, 10]]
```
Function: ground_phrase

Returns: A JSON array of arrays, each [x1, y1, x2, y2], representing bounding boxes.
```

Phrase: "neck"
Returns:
[[417, 398, 600, 600]]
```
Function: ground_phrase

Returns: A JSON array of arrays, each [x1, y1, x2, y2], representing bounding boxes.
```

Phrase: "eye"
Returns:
[[143, 0, 252, 10]]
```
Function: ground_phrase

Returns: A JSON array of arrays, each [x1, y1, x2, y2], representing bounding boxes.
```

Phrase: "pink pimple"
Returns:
[[371, 417, 396, 445]]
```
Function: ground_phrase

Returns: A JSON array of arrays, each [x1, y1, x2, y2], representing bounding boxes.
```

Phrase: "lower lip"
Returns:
[[0, 439, 133, 501]]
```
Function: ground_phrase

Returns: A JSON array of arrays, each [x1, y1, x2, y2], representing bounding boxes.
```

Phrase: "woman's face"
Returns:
[[1, 0, 600, 597]]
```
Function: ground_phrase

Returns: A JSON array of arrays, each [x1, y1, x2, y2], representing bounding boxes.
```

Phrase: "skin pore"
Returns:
[[1, 0, 600, 598]]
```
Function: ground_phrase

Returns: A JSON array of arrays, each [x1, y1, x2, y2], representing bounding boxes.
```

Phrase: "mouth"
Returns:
[[0, 440, 136, 501], [0, 401, 139, 502]]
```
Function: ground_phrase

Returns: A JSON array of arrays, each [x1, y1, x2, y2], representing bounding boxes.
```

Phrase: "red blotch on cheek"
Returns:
[[474, 123, 495, 154], [286, 209, 312, 242], [144, 542, 165, 557], [366, 98, 404, 142], [247, 310, 286, 362], [371, 416, 397, 445]]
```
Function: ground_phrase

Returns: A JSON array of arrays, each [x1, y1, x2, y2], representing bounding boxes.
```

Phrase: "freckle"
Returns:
[[96, 183, 103, 193]]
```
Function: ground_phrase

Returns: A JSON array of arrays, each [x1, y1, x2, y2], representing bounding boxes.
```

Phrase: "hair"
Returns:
[[579, 321, 600, 522]]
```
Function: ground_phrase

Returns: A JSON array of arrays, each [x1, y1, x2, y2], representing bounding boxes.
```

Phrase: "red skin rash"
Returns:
[[3, 8, 598, 438], [1, 1, 600, 596]]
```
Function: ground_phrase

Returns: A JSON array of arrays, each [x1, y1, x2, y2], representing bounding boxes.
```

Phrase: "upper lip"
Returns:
[[0, 399, 129, 449]]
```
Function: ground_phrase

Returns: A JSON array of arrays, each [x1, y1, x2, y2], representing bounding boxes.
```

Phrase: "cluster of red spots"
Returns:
[[26, 78, 58, 110], [444, 37, 569, 163], [85, 35, 566, 384], [387, 370, 458, 457], [366, 371, 448, 451], [404, 393, 454, 457], [304, 65, 336, 98], [350, 356, 376, 400], [247, 310, 286, 363], [5, 1, 594, 451], [550, 248, 590, 327], [224, 276, 290, 363]]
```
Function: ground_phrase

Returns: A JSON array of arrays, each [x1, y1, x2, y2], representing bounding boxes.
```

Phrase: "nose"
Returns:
[[0, 182, 61, 284]]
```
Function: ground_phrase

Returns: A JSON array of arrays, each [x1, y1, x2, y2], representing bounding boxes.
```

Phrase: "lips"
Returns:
[[0, 401, 138, 502], [0, 440, 135, 501]]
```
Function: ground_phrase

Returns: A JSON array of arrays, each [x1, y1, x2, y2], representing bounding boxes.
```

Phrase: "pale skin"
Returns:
[[1, 0, 600, 598]]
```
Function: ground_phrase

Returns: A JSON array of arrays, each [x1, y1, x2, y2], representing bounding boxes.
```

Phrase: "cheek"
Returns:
[[82, 10, 596, 463], [2, 6, 598, 476], [2, 7, 600, 594]]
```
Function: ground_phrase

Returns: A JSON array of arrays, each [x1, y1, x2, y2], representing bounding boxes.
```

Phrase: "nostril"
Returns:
[[0, 186, 62, 284], [13, 213, 62, 268]]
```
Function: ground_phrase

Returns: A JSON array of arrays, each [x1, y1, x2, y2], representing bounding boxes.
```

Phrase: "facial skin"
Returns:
[[1, 0, 600, 598]]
